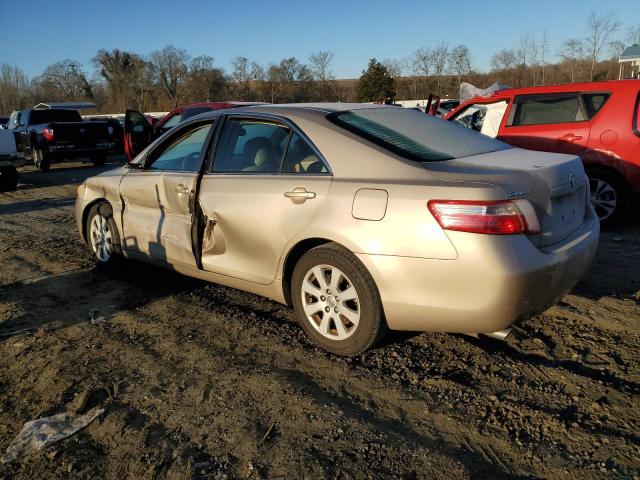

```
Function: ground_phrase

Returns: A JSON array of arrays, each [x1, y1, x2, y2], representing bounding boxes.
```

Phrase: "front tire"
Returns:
[[291, 243, 387, 355], [587, 168, 631, 228], [85, 202, 122, 266]]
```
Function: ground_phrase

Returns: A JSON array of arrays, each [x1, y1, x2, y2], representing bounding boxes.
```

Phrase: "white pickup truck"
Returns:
[[0, 129, 25, 191]]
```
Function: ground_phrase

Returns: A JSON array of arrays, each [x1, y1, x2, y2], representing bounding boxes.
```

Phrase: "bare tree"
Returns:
[[309, 51, 335, 100], [627, 26, 640, 45], [0, 64, 31, 115], [609, 40, 626, 60], [150, 45, 190, 108], [491, 49, 518, 71], [448, 45, 471, 86], [431, 43, 449, 95], [230, 56, 252, 100], [188, 55, 225, 102], [527, 37, 539, 85], [518, 34, 532, 66], [93, 49, 145, 111], [559, 38, 584, 82], [540, 31, 549, 84], [38, 60, 94, 100], [413, 47, 432, 97], [585, 11, 621, 80]]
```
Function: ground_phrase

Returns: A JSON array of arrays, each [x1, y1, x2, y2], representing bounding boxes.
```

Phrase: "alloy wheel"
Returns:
[[301, 264, 360, 340], [90, 214, 113, 262], [589, 178, 617, 221]]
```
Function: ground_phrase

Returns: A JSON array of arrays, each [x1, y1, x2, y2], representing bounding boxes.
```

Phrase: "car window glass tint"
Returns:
[[159, 113, 183, 134], [182, 107, 212, 121], [282, 132, 327, 174], [582, 93, 610, 119], [213, 119, 290, 173], [513, 95, 584, 125], [330, 107, 509, 161], [148, 124, 211, 172]]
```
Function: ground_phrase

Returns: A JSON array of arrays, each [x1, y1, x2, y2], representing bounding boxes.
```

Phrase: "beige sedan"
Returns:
[[76, 104, 599, 355]]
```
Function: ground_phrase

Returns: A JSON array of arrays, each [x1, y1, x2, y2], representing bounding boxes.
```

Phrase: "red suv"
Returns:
[[445, 80, 640, 225], [124, 102, 264, 162]]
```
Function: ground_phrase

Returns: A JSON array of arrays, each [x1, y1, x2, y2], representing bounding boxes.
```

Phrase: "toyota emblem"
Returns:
[[569, 172, 576, 189]]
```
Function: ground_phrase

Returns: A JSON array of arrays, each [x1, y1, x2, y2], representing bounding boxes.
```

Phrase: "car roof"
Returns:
[[478, 79, 639, 99], [189, 103, 401, 119]]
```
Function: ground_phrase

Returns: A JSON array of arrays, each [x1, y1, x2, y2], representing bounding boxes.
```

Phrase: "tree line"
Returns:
[[0, 11, 637, 115]]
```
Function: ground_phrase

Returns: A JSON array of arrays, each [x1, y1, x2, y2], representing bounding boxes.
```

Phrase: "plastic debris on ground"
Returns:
[[1, 407, 104, 463]]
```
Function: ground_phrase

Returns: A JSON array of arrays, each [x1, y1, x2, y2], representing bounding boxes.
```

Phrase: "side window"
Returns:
[[212, 119, 290, 173], [451, 104, 488, 132], [158, 113, 183, 134], [451, 101, 508, 138], [7, 112, 19, 129], [582, 93, 610, 119], [147, 123, 212, 172], [510, 94, 585, 126], [282, 132, 328, 174]]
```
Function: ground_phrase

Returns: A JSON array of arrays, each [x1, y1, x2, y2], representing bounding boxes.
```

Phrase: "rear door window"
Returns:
[[281, 132, 328, 174], [212, 118, 290, 173], [582, 93, 610, 119], [509, 94, 586, 126]]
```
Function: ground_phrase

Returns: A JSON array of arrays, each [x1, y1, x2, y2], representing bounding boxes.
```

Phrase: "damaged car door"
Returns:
[[197, 115, 332, 284], [120, 120, 215, 268]]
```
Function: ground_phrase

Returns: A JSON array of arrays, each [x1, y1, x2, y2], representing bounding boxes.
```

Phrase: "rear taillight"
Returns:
[[42, 128, 54, 141], [428, 200, 539, 235]]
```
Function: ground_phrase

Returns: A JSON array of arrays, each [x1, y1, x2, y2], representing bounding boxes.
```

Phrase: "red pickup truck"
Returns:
[[445, 80, 640, 226]]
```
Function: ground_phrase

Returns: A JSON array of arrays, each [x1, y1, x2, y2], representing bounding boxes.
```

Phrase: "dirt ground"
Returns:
[[0, 158, 638, 480]]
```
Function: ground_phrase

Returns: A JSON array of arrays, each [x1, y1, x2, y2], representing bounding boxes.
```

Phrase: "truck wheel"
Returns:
[[32, 148, 51, 172], [85, 202, 122, 266], [291, 243, 388, 355], [587, 168, 631, 228], [92, 153, 106, 166], [0, 166, 18, 192]]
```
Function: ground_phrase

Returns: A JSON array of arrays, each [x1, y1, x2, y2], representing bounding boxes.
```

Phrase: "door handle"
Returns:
[[284, 187, 316, 202], [175, 184, 190, 195], [558, 133, 583, 142]]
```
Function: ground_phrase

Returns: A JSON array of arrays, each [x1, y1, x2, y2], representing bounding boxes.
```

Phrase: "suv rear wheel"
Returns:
[[587, 168, 631, 227], [291, 243, 387, 355], [32, 148, 51, 171]]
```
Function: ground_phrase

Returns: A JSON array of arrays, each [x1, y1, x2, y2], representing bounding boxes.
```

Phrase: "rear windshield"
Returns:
[[328, 107, 509, 162], [29, 109, 82, 125]]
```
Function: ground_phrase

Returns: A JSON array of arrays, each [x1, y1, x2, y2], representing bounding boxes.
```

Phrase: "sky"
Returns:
[[0, 0, 638, 80]]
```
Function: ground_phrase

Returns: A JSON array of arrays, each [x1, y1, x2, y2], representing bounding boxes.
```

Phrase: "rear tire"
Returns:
[[291, 243, 387, 355], [0, 166, 18, 192], [85, 202, 122, 266], [587, 168, 631, 228], [32, 148, 51, 171]]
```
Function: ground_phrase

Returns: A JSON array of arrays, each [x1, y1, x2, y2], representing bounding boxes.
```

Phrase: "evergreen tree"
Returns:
[[357, 58, 396, 102]]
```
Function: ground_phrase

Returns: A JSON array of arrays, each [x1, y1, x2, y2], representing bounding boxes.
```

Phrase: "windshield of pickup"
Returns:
[[29, 109, 82, 125], [328, 107, 510, 161]]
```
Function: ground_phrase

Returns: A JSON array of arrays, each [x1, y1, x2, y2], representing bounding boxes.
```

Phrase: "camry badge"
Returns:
[[569, 172, 576, 189], [507, 188, 532, 199]]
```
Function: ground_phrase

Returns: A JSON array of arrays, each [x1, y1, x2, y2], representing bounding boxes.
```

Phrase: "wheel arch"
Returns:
[[281, 237, 348, 305], [80, 198, 111, 243]]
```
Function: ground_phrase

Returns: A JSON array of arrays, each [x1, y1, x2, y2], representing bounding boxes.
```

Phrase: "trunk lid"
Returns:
[[424, 147, 588, 247]]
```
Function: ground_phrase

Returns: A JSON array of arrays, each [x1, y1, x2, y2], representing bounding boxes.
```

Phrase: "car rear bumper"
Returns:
[[356, 205, 600, 333], [47, 142, 114, 155]]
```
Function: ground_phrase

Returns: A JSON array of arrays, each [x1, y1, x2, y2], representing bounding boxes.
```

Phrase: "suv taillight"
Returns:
[[428, 200, 539, 235], [43, 128, 55, 141]]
